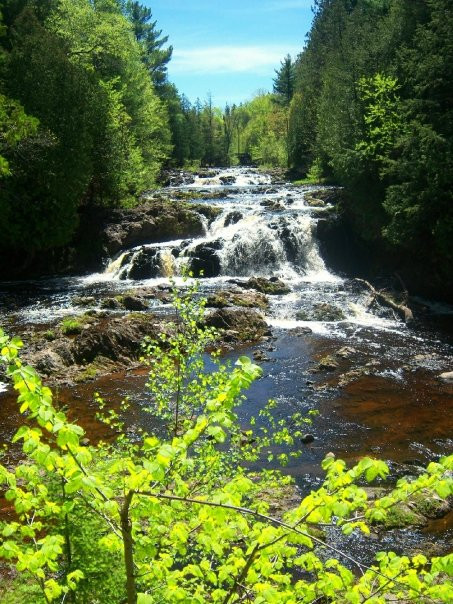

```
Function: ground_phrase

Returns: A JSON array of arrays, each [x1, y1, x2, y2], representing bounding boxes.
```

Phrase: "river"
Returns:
[[1, 166, 452, 556]]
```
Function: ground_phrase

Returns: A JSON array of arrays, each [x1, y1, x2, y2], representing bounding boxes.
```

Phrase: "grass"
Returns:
[[60, 317, 83, 335]]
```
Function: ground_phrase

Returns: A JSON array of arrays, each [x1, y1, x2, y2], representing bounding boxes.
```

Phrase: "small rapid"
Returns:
[[99, 167, 405, 338]]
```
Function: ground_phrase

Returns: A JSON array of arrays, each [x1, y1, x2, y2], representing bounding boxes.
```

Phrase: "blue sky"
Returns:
[[144, 0, 315, 107]]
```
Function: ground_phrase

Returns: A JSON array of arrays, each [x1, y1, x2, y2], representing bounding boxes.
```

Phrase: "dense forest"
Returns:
[[0, 0, 230, 268]]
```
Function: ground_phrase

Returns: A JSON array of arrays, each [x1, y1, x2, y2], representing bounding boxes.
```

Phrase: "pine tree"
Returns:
[[273, 54, 295, 105], [124, 1, 173, 91]]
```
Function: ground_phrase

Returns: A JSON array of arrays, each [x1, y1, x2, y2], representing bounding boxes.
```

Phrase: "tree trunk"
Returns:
[[120, 491, 137, 604], [355, 278, 414, 324]]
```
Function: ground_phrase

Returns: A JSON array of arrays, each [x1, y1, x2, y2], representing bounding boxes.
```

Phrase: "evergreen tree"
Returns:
[[124, 0, 173, 92], [273, 54, 295, 105]]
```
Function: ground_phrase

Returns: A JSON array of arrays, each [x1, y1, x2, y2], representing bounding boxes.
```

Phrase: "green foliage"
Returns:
[[0, 0, 170, 258], [0, 289, 452, 603], [286, 0, 453, 293], [237, 94, 289, 167], [273, 54, 296, 106], [60, 318, 83, 336], [0, 93, 39, 177]]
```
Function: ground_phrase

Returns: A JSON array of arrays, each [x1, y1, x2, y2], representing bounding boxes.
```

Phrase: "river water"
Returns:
[[1, 167, 452, 555]]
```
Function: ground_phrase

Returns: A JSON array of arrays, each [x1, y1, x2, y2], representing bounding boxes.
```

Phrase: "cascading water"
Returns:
[[102, 167, 392, 335]]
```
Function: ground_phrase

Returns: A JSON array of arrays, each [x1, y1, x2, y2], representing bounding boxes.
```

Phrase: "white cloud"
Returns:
[[171, 45, 300, 75]]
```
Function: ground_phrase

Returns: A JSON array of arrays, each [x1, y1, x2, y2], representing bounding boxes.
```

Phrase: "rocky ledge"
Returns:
[[11, 282, 278, 385], [103, 198, 221, 257]]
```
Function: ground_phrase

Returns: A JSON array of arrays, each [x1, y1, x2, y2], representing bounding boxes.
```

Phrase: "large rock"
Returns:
[[297, 303, 346, 322], [278, 223, 299, 263], [205, 308, 270, 343], [187, 241, 222, 277], [224, 211, 243, 227], [71, 316, 159, 364], [241, 277, 290, 295], [206, 289, 268, 310], [438, 371, 453, 383], [103, 199, 210, 257], [122, 248, 161, 280]]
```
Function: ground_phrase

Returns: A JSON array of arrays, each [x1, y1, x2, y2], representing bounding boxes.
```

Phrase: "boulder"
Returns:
[[123, 248, 161, 280], [101, 297, 123, 310], [438, 371, 453, 383], [260, 198, 284, 211], [278, 224, 299, 263], [241, 277, 290, 295], [316, 355, 339, 372], [206, 289, 268, 310], [336, 346, 357, 359], [32, 350, 65, 375], [73, 296, 96, 307], [224, 211, 243, 227], [122, 295, 149, 311], [219, 175, 236, 185], [297, 303, 345, 322], [187, 241, 222, 278], [205, 308, 269, 343], [71, 316, 159, 365], [103, 199, 208, 257]]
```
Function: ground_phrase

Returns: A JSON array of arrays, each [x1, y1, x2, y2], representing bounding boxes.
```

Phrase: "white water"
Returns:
[[97, 167, 407, 336], [1, 167, 427, 337]]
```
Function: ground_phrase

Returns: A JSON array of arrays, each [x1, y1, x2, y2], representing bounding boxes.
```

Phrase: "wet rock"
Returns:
[[101, 297, 122, 310], [187, 241, 222, 278], [253, 350, 270, 362], [124, 248, 161, 280], [241, 277, 290, 295], [73, 296, 96, 307], [33, 350, 65, 375], [336, 346, 357, 359], [71, 315, 159, 365], [197, 169, 218, 179], [300, 433, 315, 444], [260, 198, 284, 211], [277, 222, 300, 263], [52, 342, 74, 366], [206, 289, 268, 310], [103, 199, 208, 257], [205, 308, 269, 343], [219, 175, 236, 185], [291, 326, 313, 336], [438, 371, 453, 383], [224, 211, 243, 226], [314, 303, 345, 321], [306, 188, 343, 206], [306, 197, 325, 208], [162, 170, 196, 186], [122, 295, 148, 311], [297, 303, 345, 322], [316, 355, 339, 372], [336, 360, 380, 387]]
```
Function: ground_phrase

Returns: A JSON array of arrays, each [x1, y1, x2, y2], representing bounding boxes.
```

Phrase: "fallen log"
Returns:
[[354, 278, 414, 325]]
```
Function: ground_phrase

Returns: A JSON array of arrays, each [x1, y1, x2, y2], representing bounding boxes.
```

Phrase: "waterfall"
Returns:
[[104, 168, 331, 283]]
